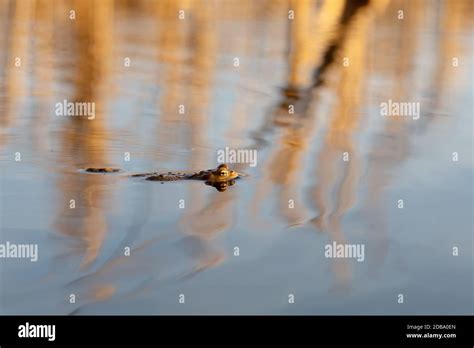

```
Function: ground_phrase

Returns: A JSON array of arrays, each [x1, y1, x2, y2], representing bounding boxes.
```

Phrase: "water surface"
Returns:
[[0, 0, 472, 314]]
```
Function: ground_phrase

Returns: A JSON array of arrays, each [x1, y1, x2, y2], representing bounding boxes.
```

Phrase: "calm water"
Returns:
[[0, 0, 473, 314]]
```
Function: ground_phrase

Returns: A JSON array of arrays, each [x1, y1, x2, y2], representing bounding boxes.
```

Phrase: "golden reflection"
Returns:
[[30, 0, 54, 155], [361, 0, 420, 276], [310, 0, 386, 289], [2, 0, 33, 141], [157, 1, 229, 272], [249, 0, 388, 289], [248, 0, 344, 226], [287, 0, 345, 89], [53, 0, 114, 269], [0, 0, 472, 312], [361, 0, 467, 276]]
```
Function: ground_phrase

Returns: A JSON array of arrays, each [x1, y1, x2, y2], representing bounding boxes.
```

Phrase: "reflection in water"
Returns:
[[1, 0, 32, 147], [249, 0, 386, 289], [308, 0, 389, 289], [53, 0, 114, 271], [0, 0, 472, 314], [206, 179, 237, 192]]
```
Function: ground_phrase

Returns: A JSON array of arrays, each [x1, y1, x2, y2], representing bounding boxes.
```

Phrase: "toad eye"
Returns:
[[220, 171, 228, 176]]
